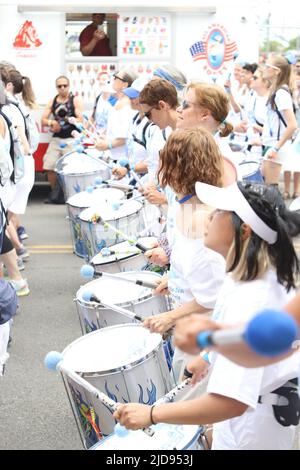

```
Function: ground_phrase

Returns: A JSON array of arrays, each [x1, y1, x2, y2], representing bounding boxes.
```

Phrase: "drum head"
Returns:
[[55, 151, 107, 175], [239, 160, 260, 178], [92, 423, 202, 450], [77, 271, 161, 305], [91, 237, 157, 265], [79, 200, 143, 223], [62, 324, 161, 373], [66, 188, 124, 209]]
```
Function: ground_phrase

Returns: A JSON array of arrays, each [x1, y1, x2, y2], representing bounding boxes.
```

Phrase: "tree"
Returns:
[[260, 40, 284, 53]]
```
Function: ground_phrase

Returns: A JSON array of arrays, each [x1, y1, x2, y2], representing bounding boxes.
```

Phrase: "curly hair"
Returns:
[[158, 128, 223, 194]]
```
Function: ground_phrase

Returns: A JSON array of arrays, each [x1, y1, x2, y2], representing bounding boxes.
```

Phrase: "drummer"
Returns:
[[142, 128, 226, 380], [114, 181, 300, 450]]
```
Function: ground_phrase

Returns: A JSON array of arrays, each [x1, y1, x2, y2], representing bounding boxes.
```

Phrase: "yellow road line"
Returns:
[[27, 245, 73, 248]]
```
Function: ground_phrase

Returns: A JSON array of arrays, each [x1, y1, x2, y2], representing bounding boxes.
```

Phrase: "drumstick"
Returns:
[[75, 145, 113, 170], [93, 215, 149, 252], [119, 158, 146, 191], [94, 177, 136, 192], [114, 379, 192, 438], [69, 117, 98, 142], [82, 113, 101, 136], [196, 309, 298, 357], [81, 290, 146, 322], [44, 353, 155, 438], [80, 264, 158, 289], [155, 378, 191, 405]]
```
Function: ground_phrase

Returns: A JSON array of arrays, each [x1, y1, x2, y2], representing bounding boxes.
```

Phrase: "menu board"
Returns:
[[119, 14, 171, 59]]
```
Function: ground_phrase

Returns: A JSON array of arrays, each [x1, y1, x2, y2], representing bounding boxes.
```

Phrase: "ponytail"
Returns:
[[22, 76, 37, 109], [219, 120, 234, 138]]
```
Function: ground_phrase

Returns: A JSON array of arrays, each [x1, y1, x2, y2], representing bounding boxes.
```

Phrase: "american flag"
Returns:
[[224, 41, 238, 62], [190, 41, 206, 62]]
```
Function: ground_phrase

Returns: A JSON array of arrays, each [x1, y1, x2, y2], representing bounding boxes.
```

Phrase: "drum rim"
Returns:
[[91, 251, 143, 266], [66, 188, 125, 207], [90, 237, 157, 265], [61, 323, 163, 375], [79, 201, 143, 223], [55, 151, 109, 175], [76, 271, 162, 307]]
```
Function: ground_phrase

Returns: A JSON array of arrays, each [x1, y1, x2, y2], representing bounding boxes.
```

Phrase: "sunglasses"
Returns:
[[265, 63, 280, 71], [57, 84, 69, 88], [144, 105, 156, 119], [113, 74, 127, 82], [181, 100, 197, 110]]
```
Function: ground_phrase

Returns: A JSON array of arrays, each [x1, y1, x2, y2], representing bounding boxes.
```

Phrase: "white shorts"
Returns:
[[0, 321, 10, 376], [43, 137, 74, 171], [9, 154, 35, 214], [0, 180, 16, 211], [263, 142, 292, 166]]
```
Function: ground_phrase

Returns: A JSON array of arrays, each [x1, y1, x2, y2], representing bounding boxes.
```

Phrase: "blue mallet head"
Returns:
[[94, 177, 103, 185], [119, 158, 130, 169], [80, 264, 95, 279], [75, 145, 85, 153], [114, 423, 130, 438], [112, 202, 121, 211], [44, 351, 63, 371], [59, 142, 68, 149], [101, 247, 111, 257], [85, 185, 94, 193], [82, 289, 93, 302], [245, 309, 299, 357]]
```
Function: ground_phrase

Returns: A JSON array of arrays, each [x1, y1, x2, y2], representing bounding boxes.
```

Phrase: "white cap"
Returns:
[[122, 76, 149, 99], [195, 182, 278, 245]]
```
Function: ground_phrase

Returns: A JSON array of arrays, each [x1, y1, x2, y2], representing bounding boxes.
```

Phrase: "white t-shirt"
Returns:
[[168, 221, 225, 308], [145, 126, 171, 183], [94, 94, 113, 132], [262, 88, 294, 147], [207, 269, 300, 450], [164, 186, 179, 250], [106, 104, 135, 161]]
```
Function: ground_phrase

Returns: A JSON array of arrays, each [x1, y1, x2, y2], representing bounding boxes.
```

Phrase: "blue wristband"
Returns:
[[107, 140, 113, 150], [201, 352, 210, 363]]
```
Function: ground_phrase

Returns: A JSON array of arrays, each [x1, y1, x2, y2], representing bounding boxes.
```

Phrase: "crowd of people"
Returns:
[[1, 51, 300, 449]]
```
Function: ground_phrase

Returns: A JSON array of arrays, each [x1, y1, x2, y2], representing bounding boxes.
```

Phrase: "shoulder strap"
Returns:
[[7, 100, 29, 140]]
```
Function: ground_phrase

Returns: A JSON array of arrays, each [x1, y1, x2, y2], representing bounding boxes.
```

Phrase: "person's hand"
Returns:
[[145, 247, 169, 267], [152, 275, 169, 295], [95, 138, 108, 151], [248, 136, 262, 146], [113, 403, 152, 430], [143, 312, 174, 334], [50, 120, 61, 133], [112, 166, 128, 180], [93, 29, 106, 41], [143, 188, 167, 205], [265, 147, 279, 160], [185, 355, 210, 386], [223, 79, 231, 92], [174, 314, 222, 355], [234, 122, 248, 133]]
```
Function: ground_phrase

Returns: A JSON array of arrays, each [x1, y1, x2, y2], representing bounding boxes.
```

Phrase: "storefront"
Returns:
[[0, 0, 259, 172]]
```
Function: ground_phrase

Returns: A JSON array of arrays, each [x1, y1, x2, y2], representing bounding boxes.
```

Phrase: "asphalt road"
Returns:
[[0, 184, 83, 450]]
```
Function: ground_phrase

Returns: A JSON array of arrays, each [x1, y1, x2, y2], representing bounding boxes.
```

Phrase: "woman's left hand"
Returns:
[[143, 312, 174, 334], [113, 403, 152, 430], [266, 147, 278, 160]]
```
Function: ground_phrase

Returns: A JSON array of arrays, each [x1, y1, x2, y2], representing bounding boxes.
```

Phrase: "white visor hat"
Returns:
[[195, 182, 278, 245]]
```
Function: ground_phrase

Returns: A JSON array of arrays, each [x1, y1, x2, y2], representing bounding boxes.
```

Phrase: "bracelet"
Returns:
[[273, 146, 280, 152], [150, 404, 157, 425], [201, 352, 210, 363], [107, 140, 113, 150]]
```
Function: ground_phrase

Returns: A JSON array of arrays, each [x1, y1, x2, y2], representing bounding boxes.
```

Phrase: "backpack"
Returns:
[[0, 134, 13, 187], [0, 279, 18, 325], [8, 100, 39, 153], [0, 107, 25, 183]]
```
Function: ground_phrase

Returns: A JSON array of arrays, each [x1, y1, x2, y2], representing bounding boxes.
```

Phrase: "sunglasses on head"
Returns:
[[57, 84, 69, 88], [265, 63, 280, 71]]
